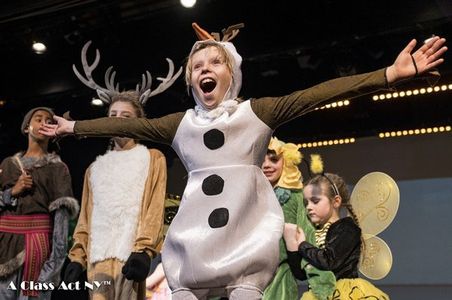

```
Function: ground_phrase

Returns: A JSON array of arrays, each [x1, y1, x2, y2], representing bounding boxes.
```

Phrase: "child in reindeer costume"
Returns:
[[39, 24, 446, 300], [0, 107, 79, 300], [62, 41, 180, 300], [262, 137, 335, 300]]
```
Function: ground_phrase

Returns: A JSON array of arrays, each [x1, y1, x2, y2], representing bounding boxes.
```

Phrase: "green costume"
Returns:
[[263, 139, 335, 300]]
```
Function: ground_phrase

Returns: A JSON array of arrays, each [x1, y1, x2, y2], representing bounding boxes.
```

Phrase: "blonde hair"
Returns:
[[184, 42, 234, 87]]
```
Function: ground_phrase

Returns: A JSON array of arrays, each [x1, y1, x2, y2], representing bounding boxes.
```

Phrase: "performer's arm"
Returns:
[[251, 68, 389, 129], [286, 251, 307, 280], [40, 112, 185, 144], [68, 168, 91, 269], [0, 188, 17, 209], [297, 221, 361, 271], [252, 37, 447, 129], [38, 162, 79, 283], [134, 149, 167, 257], [0, 158, 24, 210]]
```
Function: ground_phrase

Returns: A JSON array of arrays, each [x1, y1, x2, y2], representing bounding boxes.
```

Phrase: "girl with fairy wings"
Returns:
[[62, 41, 181, 300], [40, 23, 447, 300], [283, 157, 390, 300]]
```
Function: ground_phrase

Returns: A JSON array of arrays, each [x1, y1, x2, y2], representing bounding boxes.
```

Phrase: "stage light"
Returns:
[[91, 98, 103, 106], [32, 42, 47, 54], [180, 0, 196, 8], [300, 136, 356, 148], [372, 83, 451, 101], [378, 125, 451, 138], [314, 99, 350, 110], [424, 36, 437, 44]]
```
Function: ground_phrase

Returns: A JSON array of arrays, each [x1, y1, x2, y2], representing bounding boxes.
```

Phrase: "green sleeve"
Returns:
[[296, 190, 316, 245], [282, 189, 301, 224], [251, 68, 389, 129], [74, 112, 185, 145]]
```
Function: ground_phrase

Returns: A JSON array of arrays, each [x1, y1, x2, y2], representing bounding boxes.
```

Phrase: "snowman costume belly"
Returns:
[[163, 101, 283, 295]]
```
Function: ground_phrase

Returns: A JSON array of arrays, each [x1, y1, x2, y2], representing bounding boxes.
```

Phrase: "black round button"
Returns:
[[202, 175, 224, 196], [203, 129, 225, 150], [208, 208, 229, 228]]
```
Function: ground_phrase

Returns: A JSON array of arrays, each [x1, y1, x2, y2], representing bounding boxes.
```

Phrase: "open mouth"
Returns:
[[200, 78, 216, 93]]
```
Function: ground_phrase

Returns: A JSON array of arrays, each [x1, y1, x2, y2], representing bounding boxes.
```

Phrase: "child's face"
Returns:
[[262, 152, 283, 187], [27, 110, 53, 141], [303, 183, 335, 226], [108, 101, 138, 118], [108, 101, 138, 145], [190, 46, 233, 110]]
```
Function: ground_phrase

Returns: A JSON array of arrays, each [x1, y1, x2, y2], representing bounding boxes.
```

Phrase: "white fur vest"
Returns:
[[89, 145, 150, 263]]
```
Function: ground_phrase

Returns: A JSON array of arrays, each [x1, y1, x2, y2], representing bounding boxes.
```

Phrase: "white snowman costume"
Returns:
[[74, 30, 390, 300], [161, 39, 283, 299]]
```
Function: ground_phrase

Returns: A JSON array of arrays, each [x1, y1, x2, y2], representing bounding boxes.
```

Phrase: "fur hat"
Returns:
[[21, 107, 55, 135]]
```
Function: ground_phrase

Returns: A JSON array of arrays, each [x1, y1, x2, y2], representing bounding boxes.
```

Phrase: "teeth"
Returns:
[[201, 78, 214, 84]]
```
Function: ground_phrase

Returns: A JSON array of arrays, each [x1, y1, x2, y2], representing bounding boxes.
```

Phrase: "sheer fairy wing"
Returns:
[[350, 172, 400, 236], [360, 234, 393, 280], [350, 172, 399, 280]]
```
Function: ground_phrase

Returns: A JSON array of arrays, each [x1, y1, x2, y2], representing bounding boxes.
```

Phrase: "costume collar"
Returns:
[[13, 152, 62, 170]]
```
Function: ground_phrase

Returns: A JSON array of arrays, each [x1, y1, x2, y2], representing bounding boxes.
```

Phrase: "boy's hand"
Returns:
[[39, 115, 75, 137], [11, 172, 33, 197], [386, 36, 447, 83], [283, 223, 300, 251]]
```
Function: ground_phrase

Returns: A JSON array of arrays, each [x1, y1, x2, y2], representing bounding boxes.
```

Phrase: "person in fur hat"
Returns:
[[40, 23, 447, 299], [63, 91, 167, 300], [0, 107, 79, 300]]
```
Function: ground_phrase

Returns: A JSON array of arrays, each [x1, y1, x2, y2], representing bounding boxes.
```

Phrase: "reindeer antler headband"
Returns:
[[73, 41, 182, 105]]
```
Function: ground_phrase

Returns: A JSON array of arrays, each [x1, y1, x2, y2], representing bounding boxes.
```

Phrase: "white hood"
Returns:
[[189, 40, 242, 110]]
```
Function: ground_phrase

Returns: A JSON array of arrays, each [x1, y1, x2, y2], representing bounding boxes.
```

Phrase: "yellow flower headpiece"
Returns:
[[268, 137, 303, 190], [268, 136, 284, 156]]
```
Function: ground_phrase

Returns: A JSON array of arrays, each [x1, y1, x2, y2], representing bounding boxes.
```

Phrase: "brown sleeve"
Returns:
[[0, 158, 20, 189], [133, 149, 167, 257], [50, 162, 74, 201], [74, 112, 186, 145], [68, 168, 91, 269], [251, 68, 389, 129]]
